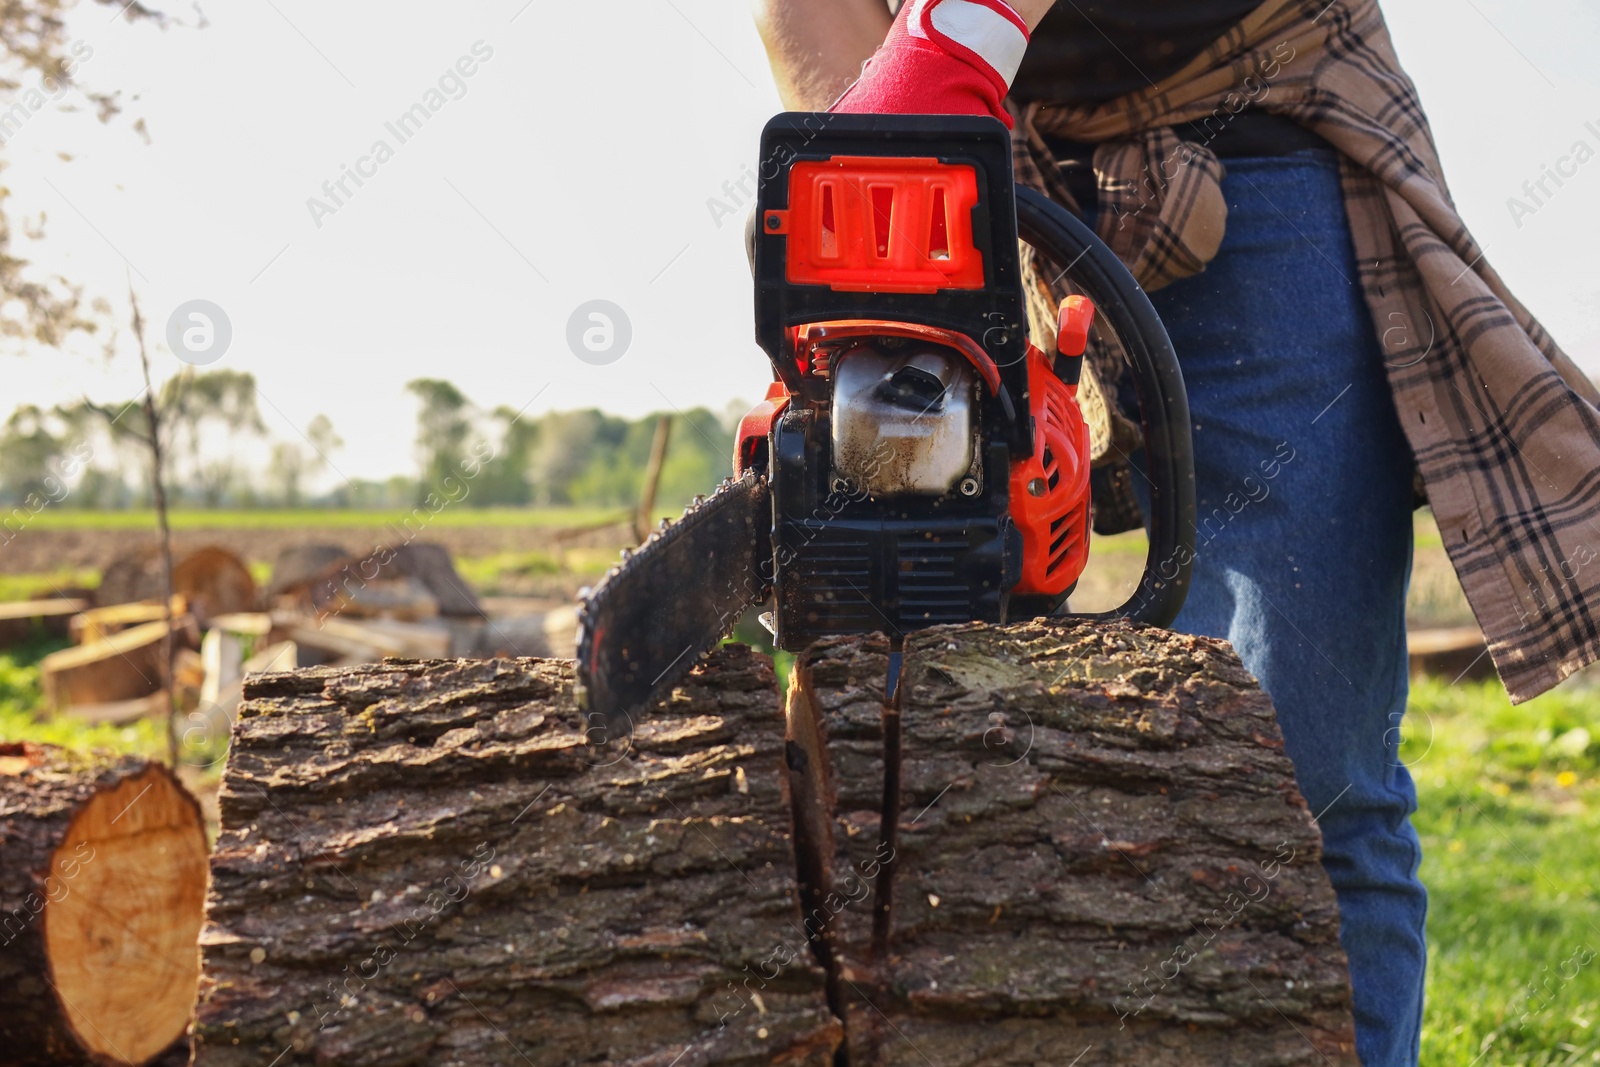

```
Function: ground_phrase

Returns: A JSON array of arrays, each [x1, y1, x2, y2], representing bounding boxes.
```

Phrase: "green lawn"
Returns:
[[20, 506, 628, 530], [1407, 675, 1600, 1066], [0, 568, 100, 602], [0, 638, 166, 760], [5, 636, 1595, 1065]]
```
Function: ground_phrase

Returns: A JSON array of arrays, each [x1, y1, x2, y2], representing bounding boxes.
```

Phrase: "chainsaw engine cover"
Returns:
[[831, 343, 977, 498], [771, 405, 1022, 649]]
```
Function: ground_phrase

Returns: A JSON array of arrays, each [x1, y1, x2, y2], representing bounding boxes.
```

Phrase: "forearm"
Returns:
[[751, 0, 892, 111]]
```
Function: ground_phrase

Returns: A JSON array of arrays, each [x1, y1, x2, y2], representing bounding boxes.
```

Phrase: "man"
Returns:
[[752, 2, 1600, 1064]]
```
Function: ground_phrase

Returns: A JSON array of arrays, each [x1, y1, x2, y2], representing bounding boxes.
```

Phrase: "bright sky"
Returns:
[[4, 0, 1598, 484]]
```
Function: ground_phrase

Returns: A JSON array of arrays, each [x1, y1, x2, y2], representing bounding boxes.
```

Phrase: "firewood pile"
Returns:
[[1, 540, 578, 736]]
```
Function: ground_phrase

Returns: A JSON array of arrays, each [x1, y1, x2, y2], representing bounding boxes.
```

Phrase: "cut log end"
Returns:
[[48, 765, 207, 1063], [2, 751, 207, 1066]]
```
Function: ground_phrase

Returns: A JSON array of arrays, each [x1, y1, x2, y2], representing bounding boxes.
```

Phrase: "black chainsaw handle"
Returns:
[[1014, 185, 1196, 629]]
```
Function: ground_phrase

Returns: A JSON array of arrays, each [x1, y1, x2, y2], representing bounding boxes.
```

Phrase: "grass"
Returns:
[[0, 568, 100, 601], [453, 549, 566, 591], [0, 638, 166, 759], [1407, 674, 1600, 1066], [20, 506, 628, 530], [454, 547, 620, 596]]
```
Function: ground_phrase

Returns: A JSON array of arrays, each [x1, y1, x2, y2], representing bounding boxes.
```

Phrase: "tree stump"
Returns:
[[786, 621, 1357, 1065], [192, 647, 839, 1067], [195, 622, 1357, 1066], [0, 744, 208, 1066]]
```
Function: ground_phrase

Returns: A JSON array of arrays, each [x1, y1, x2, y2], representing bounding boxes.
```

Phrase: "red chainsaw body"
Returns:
[[736, 151, 1095, 605]]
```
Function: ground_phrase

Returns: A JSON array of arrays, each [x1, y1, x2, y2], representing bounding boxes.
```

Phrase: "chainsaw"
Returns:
[[575, 113, 1195, 740]]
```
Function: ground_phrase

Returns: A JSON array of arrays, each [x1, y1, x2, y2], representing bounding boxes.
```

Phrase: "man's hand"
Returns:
[[752, 0, 1054, 122]]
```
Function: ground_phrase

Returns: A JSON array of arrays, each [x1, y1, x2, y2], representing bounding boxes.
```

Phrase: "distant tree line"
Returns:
[[0, 370, 738, 512]]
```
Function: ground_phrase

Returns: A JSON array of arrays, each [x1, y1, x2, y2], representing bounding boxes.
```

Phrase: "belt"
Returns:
[[1040, 110, 1333, 208]]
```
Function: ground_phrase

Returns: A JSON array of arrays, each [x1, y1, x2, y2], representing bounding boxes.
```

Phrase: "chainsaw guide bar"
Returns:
[[574, 469, 772, 744]]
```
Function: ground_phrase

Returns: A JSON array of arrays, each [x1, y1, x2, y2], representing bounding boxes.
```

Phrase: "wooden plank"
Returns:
[[241, 641, 296, 675], [276, 611, 449, 660], [72, 596, 187, 645], [208, 613, 273, 638], [0, 599, 87, 621]]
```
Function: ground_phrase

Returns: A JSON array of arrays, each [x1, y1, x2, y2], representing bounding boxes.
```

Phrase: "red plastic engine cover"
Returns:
[[1008, 341, 1092, 596]]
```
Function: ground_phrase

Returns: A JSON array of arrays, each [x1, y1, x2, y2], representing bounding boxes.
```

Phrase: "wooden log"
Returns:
[[195, 622, 1356, 1066], [469, 605, 579, 659], [266, 544, 352, 598], [0, 599, 87, 648], [1407, 625, 1492, 681], [98, 545, 257, 620], [328, 575, 442, 621], [39, 616, 198, 712], [785, 620, 1357, 1066], [0, 743, 208, 1066], [293, 543, 484, 621], [272, 612, 450, 663], [192, 647, 840, 1067]]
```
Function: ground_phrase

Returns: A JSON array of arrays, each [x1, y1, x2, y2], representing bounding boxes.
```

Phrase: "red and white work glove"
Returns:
[[830, 0, 1030, 129]]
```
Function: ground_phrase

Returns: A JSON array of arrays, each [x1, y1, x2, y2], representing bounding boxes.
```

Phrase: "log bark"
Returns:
[[195, 620, 1357, 1066], [0, 743, 208, 1066], [193, 647, 840, 1067], [785, 620, 1358, 1066]]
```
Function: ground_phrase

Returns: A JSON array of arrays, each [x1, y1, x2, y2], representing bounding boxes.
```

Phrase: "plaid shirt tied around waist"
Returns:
[[1009, 0, 1600, 702]]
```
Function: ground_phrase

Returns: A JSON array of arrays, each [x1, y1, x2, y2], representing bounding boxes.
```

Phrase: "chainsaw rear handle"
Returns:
[[1014, 185, 1196, 628]]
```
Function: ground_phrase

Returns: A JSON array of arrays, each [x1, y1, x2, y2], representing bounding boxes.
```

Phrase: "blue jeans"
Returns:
[[1108, 150, 1426, 1065]]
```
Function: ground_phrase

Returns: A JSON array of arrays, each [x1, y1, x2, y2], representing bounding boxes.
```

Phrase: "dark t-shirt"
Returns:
[[1010, 1, 1263, 104]]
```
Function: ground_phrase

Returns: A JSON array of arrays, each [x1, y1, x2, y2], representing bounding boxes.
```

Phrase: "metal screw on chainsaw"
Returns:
[[166, 299, 232, 366], [566, 299, 632, 366], [831, 476, 851, 495], [959, 477, 980, 497], [1026, 477, 1048, 497]]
